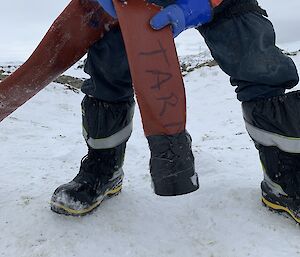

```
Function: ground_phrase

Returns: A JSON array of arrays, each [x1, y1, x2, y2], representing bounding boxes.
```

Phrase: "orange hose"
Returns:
[[0, 0, 116, 121]]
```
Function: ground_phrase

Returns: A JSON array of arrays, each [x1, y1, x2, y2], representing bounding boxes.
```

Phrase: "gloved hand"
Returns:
[[96, 0, 117, 18], [150, 0, 213, 37]]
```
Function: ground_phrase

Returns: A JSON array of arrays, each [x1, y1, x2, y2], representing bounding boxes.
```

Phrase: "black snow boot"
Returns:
[[242, 91, 300, 223], [258, 144, 300, 223], [51, 96, 135, 215], [51, 146, 125, 216], [147, 130, 199, 196]]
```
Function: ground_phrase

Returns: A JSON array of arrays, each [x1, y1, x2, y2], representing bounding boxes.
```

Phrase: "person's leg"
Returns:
[[242, 93, 300, 223], [198, 1, 300, 222], [51, 27, 135, 216], [82, 27, 199, 197], [51, 25, 199, 215]]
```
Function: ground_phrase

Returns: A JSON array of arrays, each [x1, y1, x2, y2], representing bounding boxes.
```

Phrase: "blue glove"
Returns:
[[150, 0, 213, 37], [96, 0, 117, 18]]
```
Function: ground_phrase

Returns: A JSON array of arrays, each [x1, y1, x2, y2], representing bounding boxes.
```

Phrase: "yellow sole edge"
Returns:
[[262, 196, 300, 224], [51, 185, 122, 216]]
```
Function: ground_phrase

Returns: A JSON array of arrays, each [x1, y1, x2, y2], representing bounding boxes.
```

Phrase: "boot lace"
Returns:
[[74, 149, 114, 189]]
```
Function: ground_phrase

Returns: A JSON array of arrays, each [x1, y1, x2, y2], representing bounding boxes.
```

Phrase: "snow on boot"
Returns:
[[147, 130, 199, 196], [242, 91, 300, 223], [51, 147, 125, 216], [51, 96, 135, 215]]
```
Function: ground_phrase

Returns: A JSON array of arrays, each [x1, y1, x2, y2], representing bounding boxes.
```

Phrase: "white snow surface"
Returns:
[[1, 1, 300, 257], [1, 54, 300, 257]]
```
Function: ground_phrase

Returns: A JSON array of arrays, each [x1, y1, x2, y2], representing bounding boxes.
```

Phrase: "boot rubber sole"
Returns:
[[50, 185, 122, 216], [262, 196, 300, 224]]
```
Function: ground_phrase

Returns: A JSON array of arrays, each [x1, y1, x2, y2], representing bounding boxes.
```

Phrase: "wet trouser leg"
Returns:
[[82, 27, 133, 102]]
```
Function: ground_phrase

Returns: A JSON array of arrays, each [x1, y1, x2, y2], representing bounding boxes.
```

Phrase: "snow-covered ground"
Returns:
[[1, 1, 300, 257], [1, 51, 300, 257]]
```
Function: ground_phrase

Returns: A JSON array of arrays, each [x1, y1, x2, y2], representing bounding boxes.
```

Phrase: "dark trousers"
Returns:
[[81, 7, 299, 102]]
